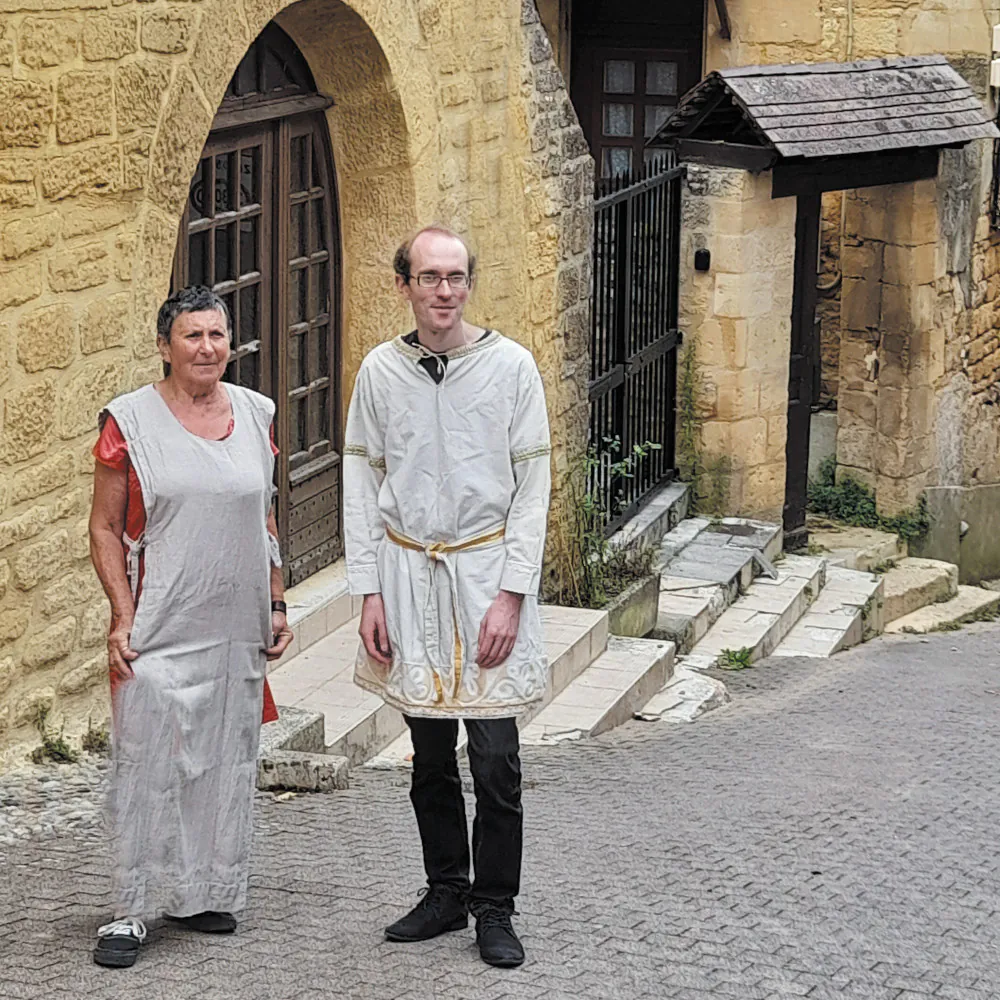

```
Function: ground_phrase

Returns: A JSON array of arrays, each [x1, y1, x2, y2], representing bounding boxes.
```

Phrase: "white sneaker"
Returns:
[[94, 916, 147, 968]]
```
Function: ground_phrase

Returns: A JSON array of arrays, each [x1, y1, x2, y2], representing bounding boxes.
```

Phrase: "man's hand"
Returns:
[[360, 593, 392, 666], [477, 590, 523, 669], [108, 617, 138, 682]]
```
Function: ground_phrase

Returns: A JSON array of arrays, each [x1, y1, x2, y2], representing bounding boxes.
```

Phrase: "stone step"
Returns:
[[807, 523, 907, 572], [772, 566, 884, 658], [636, 661, 730, 724], [881, 557, 959, 624], [519, 636, 675, 746], [885, 585, 1000, 635], [681, 554, 826, 668], [268, 604, 609, 768], [653, 576, 728, 654]]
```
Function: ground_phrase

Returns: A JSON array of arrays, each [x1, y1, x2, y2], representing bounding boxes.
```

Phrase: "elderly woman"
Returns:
[[88, 285, 294, 968]]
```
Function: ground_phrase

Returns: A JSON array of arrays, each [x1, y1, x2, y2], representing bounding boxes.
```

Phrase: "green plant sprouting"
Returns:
[[807, 456, 931, 543]]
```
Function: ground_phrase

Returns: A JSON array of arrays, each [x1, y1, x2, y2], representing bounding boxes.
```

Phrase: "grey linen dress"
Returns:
[[102, 383, 276, 919]]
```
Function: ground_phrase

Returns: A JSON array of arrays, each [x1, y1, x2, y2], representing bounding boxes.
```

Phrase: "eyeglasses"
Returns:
[[409, 272, 472, 289]]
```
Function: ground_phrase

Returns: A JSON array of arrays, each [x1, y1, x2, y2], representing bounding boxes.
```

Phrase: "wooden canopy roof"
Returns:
[[648, 55, 998, 169]]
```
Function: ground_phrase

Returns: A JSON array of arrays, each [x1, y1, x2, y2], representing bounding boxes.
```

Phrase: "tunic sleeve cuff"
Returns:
[[500, 561, 540, 596], [347, 564, 381, 596]]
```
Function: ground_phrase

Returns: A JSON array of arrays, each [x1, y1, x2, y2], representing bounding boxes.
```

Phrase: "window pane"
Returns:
[[290, 202, 307, 259], [308, 387, 329, 447], [189, 230, 209, 285], [311, 198, 326, 253], [239, 284, 259, 346], [233, 50, 256, 96], [220, 292, 236, 345], [289, 396, 306, 454], [644, 104, 673, 139], [239, 216, 259, 275], [288, 267, 307, 325], [601, 147, 632, 178], [310, 260, 329, 318], [289, 331, 307, 388], [215, 224, 235, 284], [290, 135, 309, 192], [215, 153, 236, 214], [240, 146, 260, 207], [603, 60, 634, 94], [189, 158, 207, 220], [314, 324, 330, 380], [646, 61, 678, 96], [238, 350, 259, 391], [603, 103, 634, 138]]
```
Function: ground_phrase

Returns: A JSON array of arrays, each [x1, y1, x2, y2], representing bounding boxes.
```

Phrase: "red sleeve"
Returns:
[[93, 413, 129, 471], [269, 422, 279, 457]]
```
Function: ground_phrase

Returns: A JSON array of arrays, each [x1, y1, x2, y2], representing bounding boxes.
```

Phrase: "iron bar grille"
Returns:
[[589, 155, 685, 536]]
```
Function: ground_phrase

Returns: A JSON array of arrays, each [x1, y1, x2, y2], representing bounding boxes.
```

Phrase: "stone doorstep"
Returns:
[[881, 557, 960, 625], [771, 568, 883, 659], [519, 636, 675, 746], [270, 605, 609, 770], [658, 517, 784, 601], [684, 554, 827, 666], [884, 585, 1000, 635], [808, 523, 907, 573]]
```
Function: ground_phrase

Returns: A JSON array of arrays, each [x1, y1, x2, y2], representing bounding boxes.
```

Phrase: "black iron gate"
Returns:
[[589, 159, 684, 535]]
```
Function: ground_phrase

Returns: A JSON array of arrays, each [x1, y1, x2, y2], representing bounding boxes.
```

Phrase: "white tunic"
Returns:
[[344, 331, 551, 718], [102, 383, 275, 918]]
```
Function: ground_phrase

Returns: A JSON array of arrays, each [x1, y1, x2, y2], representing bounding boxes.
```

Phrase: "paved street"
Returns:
[[2, 625, 1000, 999]]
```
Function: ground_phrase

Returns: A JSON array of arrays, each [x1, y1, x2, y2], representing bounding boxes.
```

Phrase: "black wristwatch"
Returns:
[[271, 600, 287, 615]]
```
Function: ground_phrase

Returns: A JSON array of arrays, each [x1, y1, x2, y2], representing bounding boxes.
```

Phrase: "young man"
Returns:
[[343, 226, 551, 968]]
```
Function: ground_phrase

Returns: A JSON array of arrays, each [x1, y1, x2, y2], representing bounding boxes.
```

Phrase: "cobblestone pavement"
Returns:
[[3, 625, 1000, 999]]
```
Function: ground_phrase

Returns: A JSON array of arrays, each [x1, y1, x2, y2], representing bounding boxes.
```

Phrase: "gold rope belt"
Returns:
[[385, 524, 506, 702]]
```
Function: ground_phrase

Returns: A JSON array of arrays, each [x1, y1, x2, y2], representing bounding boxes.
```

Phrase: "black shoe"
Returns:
[[165, 911, 237, 934], [93, 917, 147, 968], [384, 885, 468, 942], [473, 905, 524, 968]]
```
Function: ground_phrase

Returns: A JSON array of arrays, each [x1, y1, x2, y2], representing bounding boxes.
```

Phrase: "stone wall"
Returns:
[[0, 0, 592, 760], [679, 164, 796, 522]]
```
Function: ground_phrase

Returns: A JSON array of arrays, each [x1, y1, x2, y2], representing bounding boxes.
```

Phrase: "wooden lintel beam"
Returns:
[[714, 0, 732, 40]]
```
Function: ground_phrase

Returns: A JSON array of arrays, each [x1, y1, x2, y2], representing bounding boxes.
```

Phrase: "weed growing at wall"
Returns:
[[546, 438, 659, 610], [29, 705, 79, 765], [808, 457, 931, 543], [675, 336, 732, 515]]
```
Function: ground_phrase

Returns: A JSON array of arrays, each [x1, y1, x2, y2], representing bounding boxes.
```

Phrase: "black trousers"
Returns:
[[404, 715, 522, 912]]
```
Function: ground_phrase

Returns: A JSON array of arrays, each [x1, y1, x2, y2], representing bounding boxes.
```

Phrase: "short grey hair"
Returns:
[[393, 225, 476, 281], [156, 285, 230, 342]]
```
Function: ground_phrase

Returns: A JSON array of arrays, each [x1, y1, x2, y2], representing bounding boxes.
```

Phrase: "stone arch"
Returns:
[[133, 0, 423, 406]]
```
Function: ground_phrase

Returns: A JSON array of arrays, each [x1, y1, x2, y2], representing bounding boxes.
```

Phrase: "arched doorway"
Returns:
[[173, 23, 343, 586]]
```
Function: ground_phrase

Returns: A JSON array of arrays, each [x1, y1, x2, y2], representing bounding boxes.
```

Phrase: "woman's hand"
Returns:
[[108, 618, 138, 681], [266, 611, 294, 661]]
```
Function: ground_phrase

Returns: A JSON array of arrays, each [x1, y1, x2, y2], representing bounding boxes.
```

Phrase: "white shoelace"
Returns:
[[97, 917, 147, 942]]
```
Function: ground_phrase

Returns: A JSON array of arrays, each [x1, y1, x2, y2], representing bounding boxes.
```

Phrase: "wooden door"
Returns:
[[278, 116, 342, 585], [783, 193, 821, 550], [575, 47, 698, 177], [173, 26, 342, 587]]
